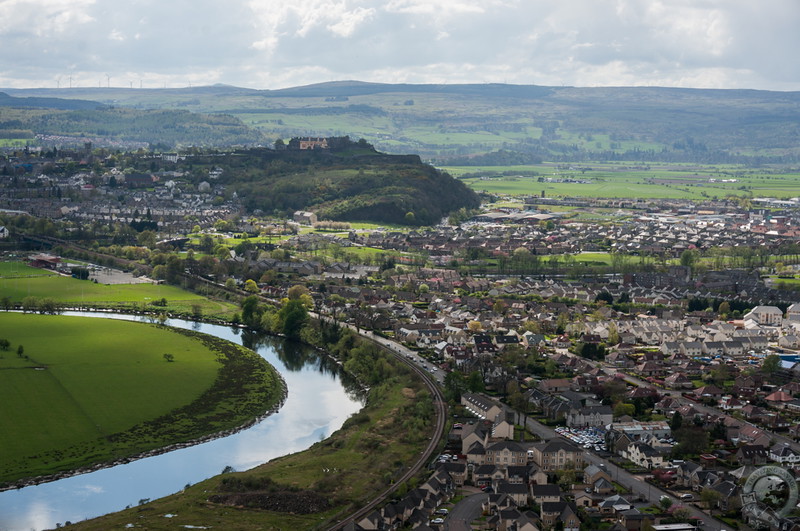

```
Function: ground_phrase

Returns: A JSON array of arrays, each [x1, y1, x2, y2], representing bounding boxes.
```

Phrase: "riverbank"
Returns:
[[68, 331, 439, 530], [0, 313, 287, 491]]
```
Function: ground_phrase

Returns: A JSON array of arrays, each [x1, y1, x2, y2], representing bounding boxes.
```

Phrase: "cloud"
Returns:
[[0, 0, 797, 90]]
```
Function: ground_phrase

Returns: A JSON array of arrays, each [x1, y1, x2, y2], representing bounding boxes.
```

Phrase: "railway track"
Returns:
[[325, 332, 448, 530]]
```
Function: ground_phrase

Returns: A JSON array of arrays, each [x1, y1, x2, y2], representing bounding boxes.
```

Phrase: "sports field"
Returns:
[[0, 261, 238, 317], [0, 313, 281, 485]]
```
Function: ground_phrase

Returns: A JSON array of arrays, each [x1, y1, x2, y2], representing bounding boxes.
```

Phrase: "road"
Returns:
[[515, 410, 742, 531], [610, 367, 800, 455], [443, 491, 488, 531]]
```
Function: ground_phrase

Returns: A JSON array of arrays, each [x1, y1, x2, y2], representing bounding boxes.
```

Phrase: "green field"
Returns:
[[0, 261, 56, 277], [445, 163, 800, 200], [0, 262, 238, 317], [0, 313, 282, 485]]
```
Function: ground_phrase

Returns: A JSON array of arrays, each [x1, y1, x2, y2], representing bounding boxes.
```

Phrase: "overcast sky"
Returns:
[[1, 0, 798, 91]]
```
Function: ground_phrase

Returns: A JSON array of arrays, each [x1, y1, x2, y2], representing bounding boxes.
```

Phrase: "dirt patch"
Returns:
[[208, 490, 330, 514], [88, 267, 153, 285], [401, 387, 416, 399]]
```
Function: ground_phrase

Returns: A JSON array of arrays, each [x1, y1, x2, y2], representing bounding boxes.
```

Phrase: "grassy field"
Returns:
[[0, 261, 56, 276], [0, 314, 217, 482], [445, 163, 800, 200], [0, 261, 239, 318], [0, 313, 283, 486]]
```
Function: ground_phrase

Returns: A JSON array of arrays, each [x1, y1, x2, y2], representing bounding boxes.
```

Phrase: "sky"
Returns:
[[1, 0, 799, 91]]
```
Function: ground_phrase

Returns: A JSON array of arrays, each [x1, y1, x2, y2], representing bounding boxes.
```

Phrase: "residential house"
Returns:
[[598, 494, 632, 516], [494, 480, 530, 507], [461, 393, 504, 421], [617, 508, 654, 531], [566, 405, 613, 429], [473, 464, 505, 487], [532, 483, 561, 505], [770, 443, 800, 465], [664, 372, 693, 390], [538, 378, 572, 394], [621, 441, 666, 470], [540, 501, 580, 531], [583, 464, 613, 486], [486, 441, 528, 467], [529, 440, 585, 472], [736, 444, 768, 466], [694, 384, 724, 400], [744, 305, 783, 326]]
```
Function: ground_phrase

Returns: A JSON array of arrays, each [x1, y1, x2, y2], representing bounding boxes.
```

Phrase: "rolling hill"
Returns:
[[3, 81, 800, 163]]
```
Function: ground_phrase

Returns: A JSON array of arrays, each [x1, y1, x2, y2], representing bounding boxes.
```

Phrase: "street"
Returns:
[[518, 410, 745, 531]]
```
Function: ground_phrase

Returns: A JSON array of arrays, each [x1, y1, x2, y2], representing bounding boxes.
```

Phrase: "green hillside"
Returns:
[[5, 82, 800, 163], [0, 93, 267, 148], [186, 138, 480, 225]]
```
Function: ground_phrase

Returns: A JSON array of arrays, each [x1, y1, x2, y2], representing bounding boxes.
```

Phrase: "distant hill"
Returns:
[[184, 138, 480, 225], [0, 91, 105, 111], [0, 97, 267, 148], [3, 82, 800, 163]]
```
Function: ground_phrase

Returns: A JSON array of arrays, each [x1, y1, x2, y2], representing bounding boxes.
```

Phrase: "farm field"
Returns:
[[0, 314, 222, 483], [444, 163, 800, 200]]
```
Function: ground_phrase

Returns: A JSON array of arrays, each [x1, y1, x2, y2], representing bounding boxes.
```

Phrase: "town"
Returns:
[[3, 143, 800, 531]]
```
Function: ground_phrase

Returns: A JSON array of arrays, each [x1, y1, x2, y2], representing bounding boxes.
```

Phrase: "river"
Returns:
[[0, 312, 366, 531]]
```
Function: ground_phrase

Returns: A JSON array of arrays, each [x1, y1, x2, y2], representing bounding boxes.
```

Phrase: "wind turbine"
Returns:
[[106, 74, 111, 88]]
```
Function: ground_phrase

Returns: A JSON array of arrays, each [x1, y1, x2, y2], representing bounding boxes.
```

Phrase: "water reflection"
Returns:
[[242, 330, 366, 403], [0, 313, 364, 531]]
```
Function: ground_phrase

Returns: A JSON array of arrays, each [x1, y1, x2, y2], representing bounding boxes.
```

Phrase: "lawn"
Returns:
[[0, 262, 239, 318], [0, 261, 56, 277], [0, 313, 281, 485]]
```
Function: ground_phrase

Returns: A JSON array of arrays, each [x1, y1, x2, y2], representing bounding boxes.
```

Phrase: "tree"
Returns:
[[670, 410, 683, 431], [467, 320, 483, 333], [137, 230, 157, 249], [444, 371, 467, 402], [0, 338, 9, 350], [163, 353, 175, 362], [709, 363, 732, 386], [225, 278, 237, 290], [761, 353, 781, 375], [659, 496, 673, 511], [613, 402, 635, 418], [673, 426, 709, 457], [17, 345, 23, 358], [594, 291, 613, 304], [287, 284, 314, 309], [717, 301, 730, 317], [278, 299, 309, 339], [700, 487, 721, 508], [467, 371, 485, 392], [607, 323, 620, 346], [680, 249, 699, 272], [240, 295, 262, 327], [244, 279, 259, 293]]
